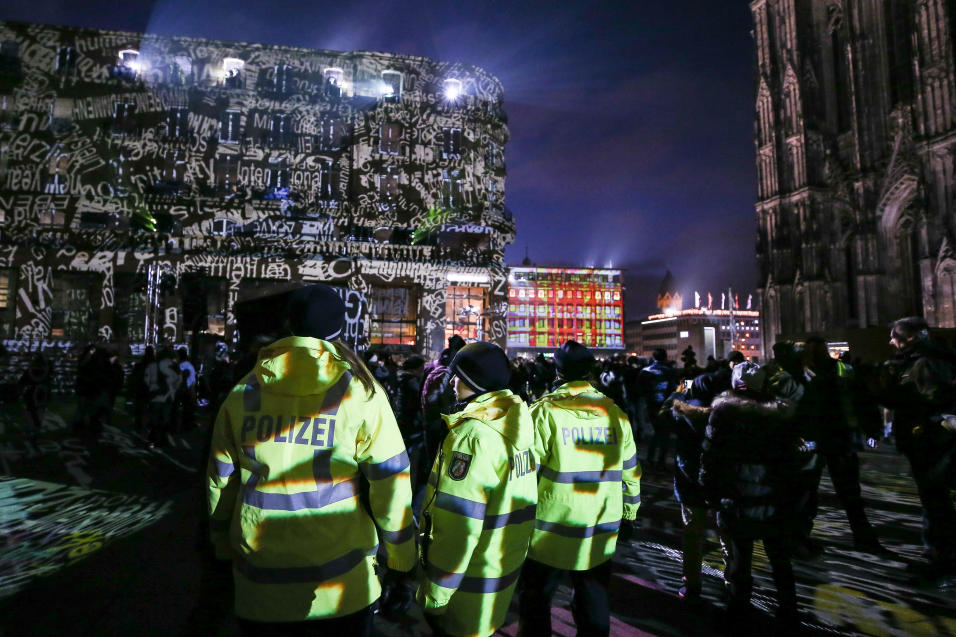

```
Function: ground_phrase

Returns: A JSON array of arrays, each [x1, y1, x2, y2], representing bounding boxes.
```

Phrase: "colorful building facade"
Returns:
[[506, 266, 625, 357]]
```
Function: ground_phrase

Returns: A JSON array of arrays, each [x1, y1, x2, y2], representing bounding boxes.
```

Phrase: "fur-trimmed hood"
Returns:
[[710, 390, 798, 425]]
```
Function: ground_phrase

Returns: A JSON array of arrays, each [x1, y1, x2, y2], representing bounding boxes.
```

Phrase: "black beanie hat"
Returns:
[[448, 334, 466, 352], [554, 340, 595, 381], [449, 342, 511, 394], [286, 284, 346, 340]]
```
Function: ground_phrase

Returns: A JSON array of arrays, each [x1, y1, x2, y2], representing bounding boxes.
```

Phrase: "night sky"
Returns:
[[0, 0, 758, 318]]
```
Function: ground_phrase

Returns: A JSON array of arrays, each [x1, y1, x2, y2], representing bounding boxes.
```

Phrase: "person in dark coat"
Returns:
[[640, 348, 679, 468], [420, 335, 466, 466], [19, 353, 52, 434], [797, 336, 883, 554], [880, 317, 956, 582], [667, 364, 734, 599], [699, 362, 812, 630], [129, 346, 154, 433]]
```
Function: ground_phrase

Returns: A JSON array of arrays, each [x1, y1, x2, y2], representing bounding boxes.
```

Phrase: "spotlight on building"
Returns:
[[443, 78, 462, 101]]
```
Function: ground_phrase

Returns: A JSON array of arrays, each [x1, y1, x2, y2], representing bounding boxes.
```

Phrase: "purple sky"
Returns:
[[1, 0, 758, 317]]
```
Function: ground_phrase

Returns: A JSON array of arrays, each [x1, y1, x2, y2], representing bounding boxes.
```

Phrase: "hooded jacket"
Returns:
[[419, 389, 537, 637], [529, 381, 641, 570], [207, 336, 416, 622]]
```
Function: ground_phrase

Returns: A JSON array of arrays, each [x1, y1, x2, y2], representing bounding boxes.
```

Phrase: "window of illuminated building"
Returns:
[[369, 286, 417, 346], [51, 272, 98, 339], [112, 101, 136, 136], [378, 167, 400, 200], [0, 269, 14, 338], [441, 127, 462, 158], [166, 106, 189, 139], [445, 285, 486, 342], [441, 169, 462, 208], [220, 110, 241, 143], [381, 70, 402, 101], [379, 122, 402, 155]]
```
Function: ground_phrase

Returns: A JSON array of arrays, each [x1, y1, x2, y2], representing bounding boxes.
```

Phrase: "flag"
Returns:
[[721, 293, 726, 310], [746, 294, 753, 310], [695, 291, 700, 307], [735, 294, 739, 309], [707, 292, 713, 309]]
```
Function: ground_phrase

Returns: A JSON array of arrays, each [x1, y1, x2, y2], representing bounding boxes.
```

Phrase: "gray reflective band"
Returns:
[[453, 365, 487, 394], [539, 465, 623, 484], [483, 504, 537, 530], [243, 477, 359, 511], [535, 519, 621, 538], [236, 547, 374, 584], [361, 450, 410, 480], [459, 566, 522, 594], [427, 563, 465, 589], [435, 492, 487, 520], [215, 459, 235, 479], [380, 524, 416, 545], [623, 454, 638, 470], [624, 493, 641, 505]]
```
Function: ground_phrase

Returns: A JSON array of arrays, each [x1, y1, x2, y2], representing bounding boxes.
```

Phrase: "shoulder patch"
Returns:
[[448, 451, 473, 481]]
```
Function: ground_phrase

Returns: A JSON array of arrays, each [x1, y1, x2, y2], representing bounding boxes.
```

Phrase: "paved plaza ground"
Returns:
[[0, 397, 954, 636]]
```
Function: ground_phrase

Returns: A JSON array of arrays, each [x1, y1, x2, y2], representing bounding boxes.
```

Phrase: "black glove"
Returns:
[[619, 520, 636, 543]]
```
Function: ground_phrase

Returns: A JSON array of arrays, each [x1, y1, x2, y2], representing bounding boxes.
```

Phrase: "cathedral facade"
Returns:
[[0, 21, 512, 386], [752, 0, 956, 351]]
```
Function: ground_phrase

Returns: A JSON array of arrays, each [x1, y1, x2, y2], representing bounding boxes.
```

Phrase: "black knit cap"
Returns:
[[449, 341, 511, 395], [554, 340, 595, 381], [286, 283, 346, 340]]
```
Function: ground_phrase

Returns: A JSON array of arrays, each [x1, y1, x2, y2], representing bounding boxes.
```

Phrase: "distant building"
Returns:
[[640, 308, 764, 363], [657, 269, 682, 313], [506, 266, 625, 358], [0, 20, 513, 389], [751, 0, 956, 353]]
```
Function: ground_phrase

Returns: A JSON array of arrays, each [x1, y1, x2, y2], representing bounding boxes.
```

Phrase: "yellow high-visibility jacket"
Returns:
[[419, 389, 537, 637], [207, 336, 416, 622], [529, 380, 641, 571]]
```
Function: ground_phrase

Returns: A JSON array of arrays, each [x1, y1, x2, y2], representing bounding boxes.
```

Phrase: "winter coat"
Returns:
[[207, 336, 416, 622], [639, 360, 678, 412], [881, 340, 956, 472], [699, 390, 813, 538], [529, 381, 641, 570], [799, 359, 881, 454], [419, 389, 537, 637]]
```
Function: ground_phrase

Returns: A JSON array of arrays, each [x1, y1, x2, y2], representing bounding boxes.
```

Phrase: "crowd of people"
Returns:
[[10, 285, 956, 636]]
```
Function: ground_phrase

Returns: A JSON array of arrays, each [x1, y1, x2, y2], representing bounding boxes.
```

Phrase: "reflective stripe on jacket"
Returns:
[[207, 336, 416, 622], [529, 381, 641, 570], [419, 389, 537, 637]]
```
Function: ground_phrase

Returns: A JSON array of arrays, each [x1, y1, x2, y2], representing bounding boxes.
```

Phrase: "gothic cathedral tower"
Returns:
[[752, 0, 956, 351]]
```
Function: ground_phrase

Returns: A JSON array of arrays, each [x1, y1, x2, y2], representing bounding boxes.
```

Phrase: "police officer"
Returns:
[[207, 284, 416, 635], [418, 341, 537, 637], [519, 340, 641, 637]]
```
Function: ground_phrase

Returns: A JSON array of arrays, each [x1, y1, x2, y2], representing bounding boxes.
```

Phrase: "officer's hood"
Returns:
[[444, 389, 533, 448], [538, 381, 617, 420], [253, 336, 350, 396]]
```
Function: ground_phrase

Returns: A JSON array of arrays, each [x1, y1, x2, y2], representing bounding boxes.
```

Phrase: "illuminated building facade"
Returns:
[[0, 21, 512, 389], [506, 267, 625, 357], [752, 1, 956, 353], [640, 308, 764, 362]]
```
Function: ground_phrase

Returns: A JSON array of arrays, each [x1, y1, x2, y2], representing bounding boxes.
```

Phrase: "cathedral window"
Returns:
[[112, 101, 137, 136], [56, 46, 77, 76]]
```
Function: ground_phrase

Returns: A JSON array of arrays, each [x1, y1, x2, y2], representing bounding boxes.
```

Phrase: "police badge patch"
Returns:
[[448, 451, 473, 481]]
